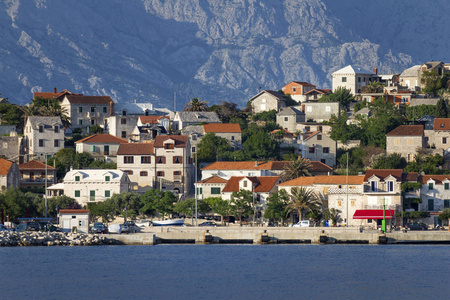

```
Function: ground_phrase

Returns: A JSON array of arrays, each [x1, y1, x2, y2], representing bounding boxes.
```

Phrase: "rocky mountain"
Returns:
[[0, 0, 448, 107]]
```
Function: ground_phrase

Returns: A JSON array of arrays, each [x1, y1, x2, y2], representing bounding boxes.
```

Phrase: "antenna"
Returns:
[[174, 90, 176, 111]]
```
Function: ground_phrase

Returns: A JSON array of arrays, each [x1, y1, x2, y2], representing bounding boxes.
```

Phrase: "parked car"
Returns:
[[120, 223, 130, 233], [123, 221, 138, 233], [91, 222, 107, 234], [291, 220, 310, 227], [26, 222, 41, 231], [405, 223, 428, 230], [15, 224, 27, 232], [108, 223, 122, 234], [199, 221, 218, 227]]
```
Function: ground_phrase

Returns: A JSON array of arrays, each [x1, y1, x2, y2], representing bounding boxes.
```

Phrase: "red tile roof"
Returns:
[[433, 118, 450, 130], [364, 169, 404, 182], [139, 116, 168, 124], [279, 175, 364, 186], [309, 161, 333, 171], [202, 161, 290, 171], [222, 176, 280, 193], [59, 209, 90, 214], [19, 160, 55, 170], [75, 134, 128, 144], [197, 175, 229, 184], [386, 125, 423, 136], [0, 158, 13, 176], [154, 135, 188, 148], [117, 143, 154, 155], [304, 88, 331, 95], [203, 123, 241, 133], [291, 81, 316, 87], [34, 89, 82, 100], [420, 175, 450, 185], [65, 95, 113, 104]]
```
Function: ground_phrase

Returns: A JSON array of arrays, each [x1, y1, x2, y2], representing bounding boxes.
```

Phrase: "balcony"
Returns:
[[329, 187, 363, 194]]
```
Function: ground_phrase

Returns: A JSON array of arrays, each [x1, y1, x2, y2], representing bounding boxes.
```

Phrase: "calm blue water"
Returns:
[[0, 244, 449, 299]]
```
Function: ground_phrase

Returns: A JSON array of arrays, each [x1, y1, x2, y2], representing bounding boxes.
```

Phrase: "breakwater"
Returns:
[[0, 231, 118, 246]]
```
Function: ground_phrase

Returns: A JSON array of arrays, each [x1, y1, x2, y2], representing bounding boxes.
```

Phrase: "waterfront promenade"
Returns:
[[108, 226, 450, 245]]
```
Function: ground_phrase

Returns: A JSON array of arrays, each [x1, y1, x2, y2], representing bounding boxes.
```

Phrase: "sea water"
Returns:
[[1, 244, 449, 299]]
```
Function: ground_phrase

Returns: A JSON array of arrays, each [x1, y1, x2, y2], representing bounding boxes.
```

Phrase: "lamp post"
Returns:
[[346, 152, 349, 227], [45, 152, 48, 218], [382, 198, 386, 233], [195, 151, 198, 226]]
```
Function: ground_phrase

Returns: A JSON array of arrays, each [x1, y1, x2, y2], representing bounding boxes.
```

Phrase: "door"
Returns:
[[62, 220, 70, 232], [90, 190, 96, 201], [428, 199, 434, 211], [104, 145, 109, 155]]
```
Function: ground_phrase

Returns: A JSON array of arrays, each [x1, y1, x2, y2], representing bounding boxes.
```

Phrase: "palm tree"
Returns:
[[184, 98, 209, 112], [42, 101, 71, 129], [281, 157, 312, 181], [286, 187, 321, 222], [19, 104, 43, 118]]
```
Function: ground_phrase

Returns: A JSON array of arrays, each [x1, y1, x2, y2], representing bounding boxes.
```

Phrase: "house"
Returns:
[[18, 160, 56, 189], [130, 124, 168, 143], [386, 125, 425, 162], [24, 116, 64, 159], [428, 118, 450, 162], [104, 115, 139, 140], [399, 65, 421, 90], [61, 95, 114, 131], [117, 135, 194, 195], [137, 116, 170, 132], [0, 158, 20, 189], [0, 133, 24, 163], [419, 175, 450, 227], [270, 128, 297, 149], [249, 90, 286, 114], [276, 107, 305, 132], [304, 89, 331, 101], [299, 131, 337, 167], [281, 81, 316, 103], [332, 65, 376, 95], [75, 134, 128, 161], [33, 87, 82, 100], [302, 102, 340, 122], [115, 100, 155, 116], [59, 209, 90, 233], [54, 169, 130, 206], [183, 123, 242, 154], [172, 111, 221, 134], [194, 175, 229, 200]]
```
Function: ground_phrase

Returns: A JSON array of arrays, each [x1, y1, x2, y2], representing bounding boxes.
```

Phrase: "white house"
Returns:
[[24, 116, 64, 158], [59, 209, 90, 233], [332, 65, 375, 95]]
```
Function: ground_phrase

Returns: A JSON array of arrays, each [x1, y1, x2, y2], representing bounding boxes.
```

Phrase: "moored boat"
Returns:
[[152, 219, 185, 226]]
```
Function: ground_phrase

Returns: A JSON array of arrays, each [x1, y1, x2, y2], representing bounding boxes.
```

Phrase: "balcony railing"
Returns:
[[363, 204, 400, 210], [328, 187, 363, 194]]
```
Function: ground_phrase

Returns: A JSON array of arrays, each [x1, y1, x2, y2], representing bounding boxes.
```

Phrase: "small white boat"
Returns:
[[152, 219, 185, 226], [136, 220, 151, 227]]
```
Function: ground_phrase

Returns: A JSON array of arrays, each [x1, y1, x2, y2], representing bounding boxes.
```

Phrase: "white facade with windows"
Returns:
[[24, 116, 64, 158]]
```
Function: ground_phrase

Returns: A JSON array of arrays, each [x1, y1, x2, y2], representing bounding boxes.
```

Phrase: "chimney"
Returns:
[[374, 68, 378, 75], [54, 87, 57, 93], [254, 161, 258, 167]]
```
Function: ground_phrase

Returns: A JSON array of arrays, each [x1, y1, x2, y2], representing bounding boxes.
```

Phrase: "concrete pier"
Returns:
[[104, 227, 450, 245]]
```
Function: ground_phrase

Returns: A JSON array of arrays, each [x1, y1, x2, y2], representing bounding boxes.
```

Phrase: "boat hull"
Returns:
[[152, 219, 185, 226]]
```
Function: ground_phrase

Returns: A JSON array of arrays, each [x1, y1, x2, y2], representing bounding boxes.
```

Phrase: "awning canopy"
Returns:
[[353, 209, 395, 219]]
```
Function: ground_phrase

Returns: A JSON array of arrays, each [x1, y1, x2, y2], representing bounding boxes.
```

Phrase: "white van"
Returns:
[[292, 220, 310, 227]]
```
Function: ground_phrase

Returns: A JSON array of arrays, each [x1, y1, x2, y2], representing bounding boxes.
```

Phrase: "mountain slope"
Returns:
[[0, 0, 447, 107]]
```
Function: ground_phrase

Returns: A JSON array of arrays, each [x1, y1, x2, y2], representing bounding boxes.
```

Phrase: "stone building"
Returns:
[[0, 158, 20, 190], [386, 125, 425, 162], [249, 90, 286, 113], [332, 65, 375, 95], [24, 116, 64, 159]]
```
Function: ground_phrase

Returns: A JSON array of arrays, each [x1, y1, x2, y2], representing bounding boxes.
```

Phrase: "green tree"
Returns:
[[139, 189, 161, 218], [372, 153, 407, 169], [196, 133, 232, 162], [362, 82, 385, 93], [109, 192, 142, 219], [154, 191, 177, 219], [73, 152, 95, 169], [230, 190, 253, 226], [243, 130, 279, 159], [286, 187, 321, 222], [421, 70, 449, 96], [438, 208, 450, 222], [208, 101, 240, 123], [173, 198, 210, 216], [0, 103, 23, 128], [89, 124, 104, 134], [328, 112, 361, 143], [318, 87, 354, 110], [263, 190, 289, 225], [41, 100, 71, 129], [88, 200, 116, 223], [324, 208, 341, 226], [205, 197, 231, 224], [435, 98, 448, 118], [37, 195, 79, 217], [184, 98, 209, 112], [281, 157, 312, 181], [0, 188, 40, 221], [252, 110, 277, 122], [405, 104, 436, 121]]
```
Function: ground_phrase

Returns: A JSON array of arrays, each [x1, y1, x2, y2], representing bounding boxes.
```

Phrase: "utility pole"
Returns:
[[45, 153, 48, 218], [195, 151, 198, 226], [346, 152, 349, 227]]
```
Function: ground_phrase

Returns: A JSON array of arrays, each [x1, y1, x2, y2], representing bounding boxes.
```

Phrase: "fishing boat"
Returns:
[[152, 219, 185, 226]]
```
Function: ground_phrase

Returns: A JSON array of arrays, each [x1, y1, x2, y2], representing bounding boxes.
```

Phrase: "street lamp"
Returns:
[[195, 151, 198, 226], [346, 152, 349, 227], [45, 152, 48, 218]]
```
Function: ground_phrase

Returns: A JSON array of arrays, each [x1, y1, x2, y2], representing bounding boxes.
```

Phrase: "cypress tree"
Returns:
[[435, 98, 448, 118]]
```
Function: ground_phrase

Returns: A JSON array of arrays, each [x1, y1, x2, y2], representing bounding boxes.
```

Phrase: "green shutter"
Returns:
[[211, 187, 221, 194], [428, 199, 434, 211], [105, 176, 110, 182], [105, 190, 111, 198], [445, 183, 449, 190], [91, 145, 95, 152], [75, 190, 80, 198], [445, 200, 450, 208], [90, 190, 95, 201], [428, 183, 433, 190], [75, 176, 80, 182]]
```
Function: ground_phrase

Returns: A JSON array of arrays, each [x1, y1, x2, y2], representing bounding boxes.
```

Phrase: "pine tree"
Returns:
[[435, 98, 448, 118]]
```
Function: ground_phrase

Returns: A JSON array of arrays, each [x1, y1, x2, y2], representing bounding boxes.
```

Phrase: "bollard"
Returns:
[[260, 234, 270, 243], [319, 235, 328, 244], [378, 235, 387, 244], [204, 232, 214, 243]]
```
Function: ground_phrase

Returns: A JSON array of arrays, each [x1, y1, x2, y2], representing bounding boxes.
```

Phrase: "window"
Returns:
[[103, 107, 107, 113], [90, 190, 95, 201], [211, 187, 221, 194], [125, 170, 133, 175], [140, 171, 148, 176], [305, 126, 310, 131], [39, 139, 44, 147], [309, 147, 315, 153], [75, 176, 80, 182], [407, 139, 413, 146], [124, 156, 134, 164], [370, 181, 377, 192], [90, 145, 95, 152], [174, 171, 181, 176], [243, 181, 247, 187], [39, 126, 44, 133], [78, 107, 83, 113], [192, 147, 196, 153], [196, 187, 203, 195], [394, 139, 399, 146], [321, 159, 326, 164], [157, 171, 165, 177], [75, 190, 80, 198], [440, 123, 445, 128], [121, 131, 127, 138], [121, 118, 127, 125], [292, 87, 297, 93], [284, 117, 289, 122], [325, 106, 331, 112], [428, 199, 434, 211], [444, 200, 450, 208], [122, 110, 127, 116], [337, 200, 342, 207], [387, 181, 394, 192], [54, 139, 59, 147], [54, 126, 59, 133], [358, 77, 361, 83], [445, 183, 449, 190], [342, 77, 347, 83], [443, 137, 447, 144], [323, 147, 329, 153], [173, 156, 182, 164], [157, 156, 166, 164], [79, 119, 83, 125], [428, 182, 434, 190], [165, 143, 174, 150], [91, 120, 95, 125], [350, 200, 355, 207], [105, 176, 110, 182], [105, 190, 111, 198], [141, 156, 151, 164], [91, 107, 95, 113], [317, 135, 322, 140], [191, 134, 197, 141], [231, 136, 235, 141]]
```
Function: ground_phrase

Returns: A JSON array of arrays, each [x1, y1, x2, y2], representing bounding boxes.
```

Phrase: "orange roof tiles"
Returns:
[[364, 169, 403, 182], [75, 134, 129, 144], [197, 175, 229, 184], [434, 118, 450, 130], [420, 175, 450, 185], [0, 158, 13, 176], [279, 175, 364, 186], [154, 135, 188, 148], [59, 209, 90, 214], [386, 125, 423, 136], [139, 116, 168, 124], [202, 161, 290, 171], [203, 123, 241, 133], [117, 143, 154, 155], [19, 160, 55, 170], [222, 176, 280, 193], [309, 161, 333, 171]]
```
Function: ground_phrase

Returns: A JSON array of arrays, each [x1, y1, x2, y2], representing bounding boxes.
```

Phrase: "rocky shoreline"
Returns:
[[0, 231, 120, 247]]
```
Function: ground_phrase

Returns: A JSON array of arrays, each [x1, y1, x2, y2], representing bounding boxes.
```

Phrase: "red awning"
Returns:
[[353, 209, 395, 219]]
